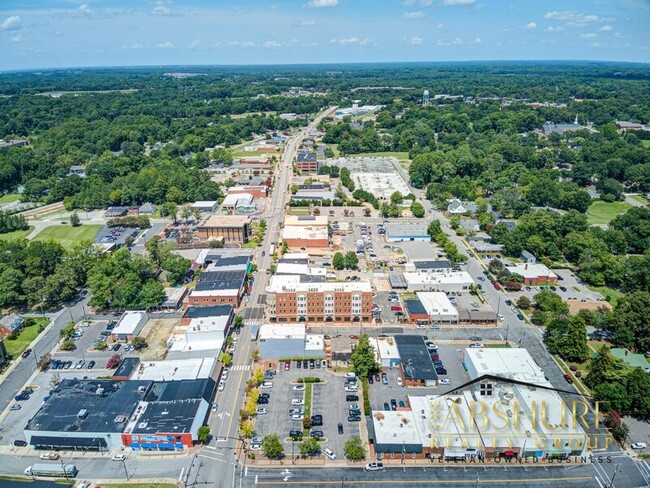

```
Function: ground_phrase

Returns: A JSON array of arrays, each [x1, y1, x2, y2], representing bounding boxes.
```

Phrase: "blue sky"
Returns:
[[0, 0, 648, 71]]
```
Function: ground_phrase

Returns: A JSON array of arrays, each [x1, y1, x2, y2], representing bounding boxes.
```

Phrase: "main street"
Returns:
[[192, 107, 338, 488]]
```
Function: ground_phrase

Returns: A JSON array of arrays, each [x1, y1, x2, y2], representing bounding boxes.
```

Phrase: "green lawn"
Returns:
[[0, 227, 33, 241], [353, 151, 410, 161], [586, 200, 632, 225], [327, 144, 340, 158], [33, 224, 101, 248], [303, 383, 313, 435], [641, 140, 650, 148], [630, 194, 648, 206], [232, 150, 275, 158], [4, 318, 50, 358], [486, 343, 512, 348], [586, 285, 625, 306], [0, 193, 21, 204]]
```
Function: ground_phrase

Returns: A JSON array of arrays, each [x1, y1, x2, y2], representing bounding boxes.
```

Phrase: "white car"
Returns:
[[396, 377, 403, 386], [291, 414, 304, 421], [631, 442, 647, 449], [112, 454, 126, 461], [344, 386, 358, 392], [293, 384, 305, 391], [364, 462, 384, 471], [497, 314, 504, 321], [218, 381, 225, 391], [212, 402, 218, 412], [256, 407, 267, 415], [344, 372, 356, 380], [439, 379, 450, 385], [291, 399, 304, 406], [324, 448, 336, 460], [469, 343, 484, 348]]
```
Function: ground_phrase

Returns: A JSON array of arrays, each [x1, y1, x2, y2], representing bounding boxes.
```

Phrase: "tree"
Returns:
[[219, 352, 232, 366], [234, 315, 244, 329], [343, 437, 366, 461], [350, 334, 380, 379], [534, 290, 568, 315], [145, 236, 163, 265], [37, 353, 51, 372], [626, 368, 650, 416], [593, 382, 631, 414], [252, 368, 265, 386], [390, 191, 404, 205], [612, 291, 650, 351], [585, 344, 630, 388], [131, 336, 147, 351], [240, 420, 255, 439], [344, 251, 358, 269], [517, 296, 532, 310], [197, 425, 211, 444], [60, 322, 76, 340], [261, 433, 284, 459], [106, 353, 121, 368], [300, 437, 321, 457], [70, 211, 81, 227], [332, 252, 345, 270], [161, 253, 190, 286], [410, 201, 425, 218]]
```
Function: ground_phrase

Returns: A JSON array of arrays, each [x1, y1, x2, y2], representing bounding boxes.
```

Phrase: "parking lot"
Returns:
[[52, 319, 120, 367], [252, 363, 360, 460], [94, 225, 142, 247], [1, 369, 107, 447], [367, 342, 471, 412]]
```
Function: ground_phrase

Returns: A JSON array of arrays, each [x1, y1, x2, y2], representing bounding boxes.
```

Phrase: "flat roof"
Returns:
[[190, 200, 218, 208], [405, 299, 427, 315], [371, 410, 422, 448], [388, 273, 408, 288], [352, 172, 411, 199], [413, 260, 451, 270], [385, 222, 429, 237], [400, 241, 440, 261], [132, 358, 217, 381], [195, 269, 247, 292], [506, 263, 557, 280], [394, 335, 437, 382], [371, 336, 400, 360], [464, 347, 547, 384], [416, 292, 459, 318], [284, 215, 328, 226], [282, 225, 328, 240], [26, 379, 149, 433], [183, 305, 233, 319], [113, 311, 147, 336], [259, 323, 305, 340], [222, 193, 253, 206], [113, 357, 140, 379], [404, 271, 474, 287], [199, 215, 251, 228], [267, 275, 372, 293]]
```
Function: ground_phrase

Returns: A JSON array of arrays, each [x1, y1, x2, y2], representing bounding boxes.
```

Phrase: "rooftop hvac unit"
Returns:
[[138, 386, 147, 393], [77, 409, 88, 419], [95, 388, 104, 396], [138, 422, 148, 429]]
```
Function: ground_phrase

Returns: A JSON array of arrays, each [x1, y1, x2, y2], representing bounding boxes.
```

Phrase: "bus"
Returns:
[[269, 244, 275, 256], [24, 463, 78, 478], [250, 325, 259, 342]]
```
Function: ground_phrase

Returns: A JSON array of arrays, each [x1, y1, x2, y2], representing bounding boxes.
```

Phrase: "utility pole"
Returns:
[[608, 463, 621, 488], [122, 459, 128, 480]]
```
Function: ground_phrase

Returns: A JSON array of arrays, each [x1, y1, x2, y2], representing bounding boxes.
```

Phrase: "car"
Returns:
[[293, 384, 305, 391], [517, 313, 525, 321], [76, 360, 84, 369], [291, 414, 304, 421], [22, 387, 34, 394], [345, 372, 357, 380], [439, 379, 450, 385], [346, 394, 359, 402], [257, 397, 269, 404], [22, 349, 32, 359], [260, 392, 270, 398], [218, 381, 225, 391], [349, 404, 360, 412], [563, 374, 573, 384], [311, 415, 323, 426], [560, 286, 567, 292], [364, 462, 384, 471], [261, 381, 273, 389], [289, 430, 303, 439], [348, 414, 361, 422], [324, 448, 336, 460], [211, 402, 218, 412], [250, 443, 262, 451], [344, 385, 358, 392], [261, 251, 266, 256], [321, 359, 327, 368], [13, 440, 27, 447], [390, 305, 402, 312], [390, 399, 397, 411], [256, 407, 267, 415], [396, 377, 402, 386], [296, 360, 301, 369], [302, 360, 308, 368], [88, 360, 95, 369], [39, 451, 60, 460], [310, 430, 324, 438], [309, 359, 315, 369], [436, 368, 448, 375], [433, 360, 443, 367], [550, 286, 557, 291], [265, 369, 277, 376], [469, 336, 482, 341], [289, 408, 304, 415], [10, 404, 21, 411], [292, 399, 304, 406], [112, 454, 126, 461], [284, 361, 290, 371], [381, 373, 388, 385], [375, 373, 381, 382], [631, 442, 648, 450], [338, 423, 344, 435], [469, 343, 484, 348], [112, 343, 121, 351], [14, 394, 29, 401], [399, 401, 406, 408]]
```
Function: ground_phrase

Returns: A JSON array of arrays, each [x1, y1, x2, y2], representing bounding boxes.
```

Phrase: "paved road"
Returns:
[[192, 107, 339, 488], [0, 298, 90, 418], [131, 220, 168, 255]]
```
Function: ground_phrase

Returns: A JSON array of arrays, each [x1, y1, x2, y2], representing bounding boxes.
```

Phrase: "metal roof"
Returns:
[[183, 305, 233, 319], [394, 335, 438, 382]]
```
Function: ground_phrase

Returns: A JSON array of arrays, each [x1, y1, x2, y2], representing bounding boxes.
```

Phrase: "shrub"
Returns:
[[569, 365, 577, 372], [575, 371, 582, 378], [61, 340, 76, 351]]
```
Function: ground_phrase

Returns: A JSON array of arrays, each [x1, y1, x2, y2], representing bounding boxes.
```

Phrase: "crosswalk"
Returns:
[[244, 319, 262, 327], [230, 364, 251, 371]]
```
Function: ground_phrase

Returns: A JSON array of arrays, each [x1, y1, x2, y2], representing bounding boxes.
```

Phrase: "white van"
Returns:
[[261, 381, 273, 389], [324, 448, 336, 460]]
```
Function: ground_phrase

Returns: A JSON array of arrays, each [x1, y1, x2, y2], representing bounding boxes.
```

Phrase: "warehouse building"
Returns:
[[394, 335, 437, 387], [221, 193, 254, 212], [385, 223, 430, 242], [258, 324, 325, 359], [403, 271, 474, 293], [282, 215, 329, 249], [111, 311, 148, 342], [370, 336, 401, 368]]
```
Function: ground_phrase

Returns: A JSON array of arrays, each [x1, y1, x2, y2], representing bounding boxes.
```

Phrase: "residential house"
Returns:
[[0, 314, 23, 338]]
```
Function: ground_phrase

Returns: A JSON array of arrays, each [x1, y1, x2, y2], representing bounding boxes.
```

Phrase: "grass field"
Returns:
[[4, 318, 50, 358], [586, 200, 632, 225], [586, 285, 625, 306], [33, 224, 101, 248], [630, 194, 648, 205], [0, 227, 33, 241], [641, 140, 650, 148], [354, 151, 410, 161], [0, 193, 21, 204]]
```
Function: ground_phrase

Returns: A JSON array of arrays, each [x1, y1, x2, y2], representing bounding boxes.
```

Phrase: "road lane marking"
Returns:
[[253, 475, 593, 485]]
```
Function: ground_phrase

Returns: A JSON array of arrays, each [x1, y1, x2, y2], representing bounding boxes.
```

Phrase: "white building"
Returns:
[[416, 292, 459, 323], [190, 201, 219, 213], [168, 314, 230, 356], [258, 324, 324, 359], [369, 336, 401, 368], [403, 271, 474, 293], [111, 311, 148, 342], [131, 358, 218, 382], [351, 172, 411, 200], [221, 193, 254, 211]]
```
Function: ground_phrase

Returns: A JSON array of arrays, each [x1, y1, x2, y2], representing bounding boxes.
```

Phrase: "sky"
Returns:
[[0, 0, 649, 71]]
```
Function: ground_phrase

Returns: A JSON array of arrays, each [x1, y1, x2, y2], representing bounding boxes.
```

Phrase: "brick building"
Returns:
[[197, 215, 251, 243]]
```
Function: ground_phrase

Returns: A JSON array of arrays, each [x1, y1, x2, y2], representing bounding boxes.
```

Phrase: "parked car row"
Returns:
[[49, 359, 95, 370], [295, 359, 327, 369]]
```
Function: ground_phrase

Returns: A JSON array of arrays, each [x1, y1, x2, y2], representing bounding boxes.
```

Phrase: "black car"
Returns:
[[348, 414, 361, 422], [260, 393, 270, 398], [88, 360, 95, 369], [50, 360, 59, 370], [368, 375, 374, 384], [383, 402, 390, 411], [257, 397, 269, 404], [13, 440, 27, 447], [296, 360, 301, 369], [550, 286, 557, 291], [302, 360, 308, 368], [309, 359, 315, 369], [112, 343, 121, 351], [14, 393, 29, 401], [517, 313, 524, 321], [338, 423, 344, 434], [311, 415, 323, 426], [560, 286, 567, 292], [22, 387, 34, 395], [346, 395, 359, 402], [390, 399, 397, 411], [436, 368, 448, 375], [290, 430, 303, 439], [504, 300, 512, 306], [310, 430, 324, 438], [375, 373, 381, 382]]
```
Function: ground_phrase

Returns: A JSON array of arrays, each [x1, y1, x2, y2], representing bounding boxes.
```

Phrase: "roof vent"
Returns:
[[138, 422, 148, 428], [95, 388, 104, 396]]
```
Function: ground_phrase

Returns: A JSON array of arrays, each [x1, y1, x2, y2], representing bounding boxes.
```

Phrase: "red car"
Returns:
[[494, 283, 501, 291], [390, 306, 403, 312], [563, 374, 573, 384], [349, 335, 359, 340], [284, 361, 290, 371]]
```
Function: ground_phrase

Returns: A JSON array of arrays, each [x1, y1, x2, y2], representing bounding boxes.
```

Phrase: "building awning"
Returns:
[[504, 450, 515, 456], [31, 436, 108, 449]]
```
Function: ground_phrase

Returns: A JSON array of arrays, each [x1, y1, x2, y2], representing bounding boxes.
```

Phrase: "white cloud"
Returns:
[[1, 16, 21, 31], [580, 33, 597, 38], [264, 40, 282, 48], [436, 22, 444, 28], [442, 0, 475, 5], [403, 11, 425, 19], [293, 20, 316, 27], [79, 4, 91, 15], [189, 39, 201, 49], [600, 25, 613, 31], [122, 43, 144, 49], [11, 33, 22, 42], [544, 11, 599, 23], [152, 1, 172, 15], [437, 37, 463, 46], [156, 41, 174, 48], [404, 0, 432, 5], [228, 41, 256, 47], [545, 26, 564, 32], [470, 37, 481, 44], [330, 37, 371, 46], [525, 22, 537, 30], [405, 36, 424, 45], [304, 0, 338, 8]]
